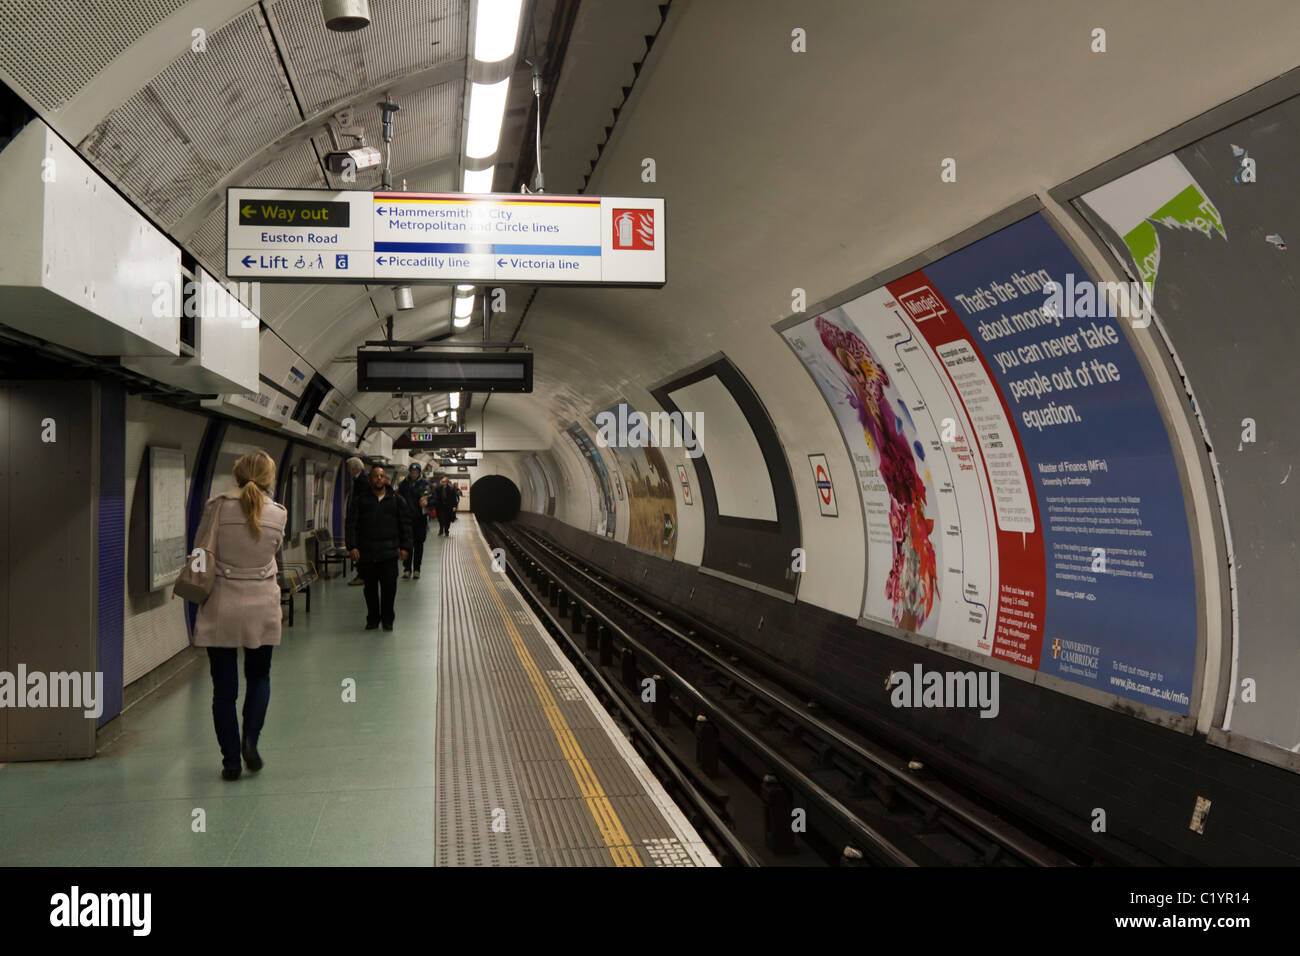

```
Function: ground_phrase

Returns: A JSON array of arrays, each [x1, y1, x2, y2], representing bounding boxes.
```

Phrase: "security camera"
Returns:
[[325, 145, 381, 176]]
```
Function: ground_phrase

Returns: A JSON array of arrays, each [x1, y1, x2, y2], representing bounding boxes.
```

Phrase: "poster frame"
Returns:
[[773, 196, 1210, 732], [147, 446, 187, 591], [1045, 70, 1300, 770]]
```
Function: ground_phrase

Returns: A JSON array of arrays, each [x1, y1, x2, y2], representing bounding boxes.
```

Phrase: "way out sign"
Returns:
[[226, 187, 665, 286], [808, 454, 837, 517]]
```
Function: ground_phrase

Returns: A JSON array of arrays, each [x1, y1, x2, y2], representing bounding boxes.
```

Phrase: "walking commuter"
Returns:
[[345, 456, 367, 586], [345, 465, 412, 631], [397, 461, 432, 579], [191, 451, 288, 781], [434, 476, 462, 536]]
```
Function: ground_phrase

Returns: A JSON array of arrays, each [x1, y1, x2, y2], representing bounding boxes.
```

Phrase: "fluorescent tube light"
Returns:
[[473, 0, 524, 63], [462, 166, 495, 193], [466, 78, 510, 159]]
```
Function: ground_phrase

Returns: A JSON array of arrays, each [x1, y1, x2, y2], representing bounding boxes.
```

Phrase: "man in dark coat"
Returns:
[[396, 461, 432, 579], [345, 465, 412, 631], [434, 477, 462, 536], [345, 457, 368, 586]]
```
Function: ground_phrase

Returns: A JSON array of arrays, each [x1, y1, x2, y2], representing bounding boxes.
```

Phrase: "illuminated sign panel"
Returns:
[[227, 189, 664, 287]]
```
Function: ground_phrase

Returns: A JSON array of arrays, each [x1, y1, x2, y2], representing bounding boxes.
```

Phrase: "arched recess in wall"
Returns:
[[650, 354, 802, 598]]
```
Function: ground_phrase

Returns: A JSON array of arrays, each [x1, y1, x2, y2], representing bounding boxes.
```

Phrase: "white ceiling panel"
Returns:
[[79, 6, 299, 227]]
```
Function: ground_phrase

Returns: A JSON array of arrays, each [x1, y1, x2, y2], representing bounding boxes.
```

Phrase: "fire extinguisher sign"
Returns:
[[600, 197, 664, 285], [612, 208, 655, 249]]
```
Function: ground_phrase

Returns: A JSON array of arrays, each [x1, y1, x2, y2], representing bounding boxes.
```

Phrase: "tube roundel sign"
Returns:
[[808, 454, 837, 516]]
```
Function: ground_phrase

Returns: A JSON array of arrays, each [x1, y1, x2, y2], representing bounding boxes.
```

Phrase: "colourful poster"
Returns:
[[591, 401, 678, 558], [784, 298, 992, 652], [782, 213, 1197, 713]]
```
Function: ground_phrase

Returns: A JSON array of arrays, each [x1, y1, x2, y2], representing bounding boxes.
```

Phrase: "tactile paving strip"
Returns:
[[434, 534, 540, 866], [432, 518, 717, 867]]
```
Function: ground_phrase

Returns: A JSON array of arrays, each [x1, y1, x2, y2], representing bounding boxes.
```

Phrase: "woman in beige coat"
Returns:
[[193, 450, 288, 780]]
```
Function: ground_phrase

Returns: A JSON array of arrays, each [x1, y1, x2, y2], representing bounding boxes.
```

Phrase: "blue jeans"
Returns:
[[207, 646, 273, 771]]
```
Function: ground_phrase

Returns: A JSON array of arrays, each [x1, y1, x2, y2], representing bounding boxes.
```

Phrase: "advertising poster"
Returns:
[[302, 460, 318, 531], [1072, 99, 1300, 747], [148, 447, 187, 590], [566, 423, 616, 537], [592, 402, 678, 558], [782, 213, 1197, 713]]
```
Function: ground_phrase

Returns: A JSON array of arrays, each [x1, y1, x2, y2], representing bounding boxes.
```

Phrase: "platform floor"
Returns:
[[0, 515, 713, 866], [435, 517, 714, 866]]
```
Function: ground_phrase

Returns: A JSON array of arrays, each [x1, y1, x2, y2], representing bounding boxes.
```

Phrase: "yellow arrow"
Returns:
[[241, 204, 255, 218]]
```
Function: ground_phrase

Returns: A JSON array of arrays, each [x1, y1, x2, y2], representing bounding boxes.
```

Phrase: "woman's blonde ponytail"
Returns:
[[232, 451, 276, 540]]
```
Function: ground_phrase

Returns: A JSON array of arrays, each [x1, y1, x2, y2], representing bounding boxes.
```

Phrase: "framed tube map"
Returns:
[[780, 212, 1197, 714]]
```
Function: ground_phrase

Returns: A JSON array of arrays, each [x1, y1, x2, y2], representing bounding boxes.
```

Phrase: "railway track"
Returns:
[[484, 520, 1132, 867]]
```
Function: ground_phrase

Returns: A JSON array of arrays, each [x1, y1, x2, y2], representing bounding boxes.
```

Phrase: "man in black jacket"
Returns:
[[434, 477, 462, 536], [345, 466, 412, 631], [345, 457, 368, 586], [396, 461, 432, 580]]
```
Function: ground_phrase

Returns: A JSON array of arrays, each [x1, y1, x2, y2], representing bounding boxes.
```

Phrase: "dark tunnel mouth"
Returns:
[[469, 474, 521, 522]]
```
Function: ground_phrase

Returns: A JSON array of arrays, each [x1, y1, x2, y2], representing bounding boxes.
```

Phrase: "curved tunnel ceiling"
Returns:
[[6, 0, 1300, 440]]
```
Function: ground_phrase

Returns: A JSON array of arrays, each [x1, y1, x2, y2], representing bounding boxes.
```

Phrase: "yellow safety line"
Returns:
[[467, 540, 642, 867]]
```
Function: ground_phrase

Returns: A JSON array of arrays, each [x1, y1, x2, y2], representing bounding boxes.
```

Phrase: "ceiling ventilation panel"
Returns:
[[0, 0, 187, 112], [182, 139, 326, 278], [185, 208, 230, 281], [79, 7, 300, 228], [267, 0, 467, 116]]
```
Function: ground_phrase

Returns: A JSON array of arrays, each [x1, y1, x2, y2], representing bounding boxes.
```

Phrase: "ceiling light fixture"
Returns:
[[449, 391, 460, 410], [466, 78, 510, 159], [473, 0, 524, 63], [453, 293, 474, 328], [462, 167, 495, 193], [321, 0, 370, 32]]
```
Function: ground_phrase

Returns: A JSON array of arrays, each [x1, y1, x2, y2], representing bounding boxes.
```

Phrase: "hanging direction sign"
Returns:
[[227, 188, 664, 287]]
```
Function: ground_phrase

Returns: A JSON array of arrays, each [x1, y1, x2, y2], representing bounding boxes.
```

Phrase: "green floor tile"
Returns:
[[1, 559, 443, 867]]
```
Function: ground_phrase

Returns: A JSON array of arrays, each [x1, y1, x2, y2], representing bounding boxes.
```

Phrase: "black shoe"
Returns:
[[382, 623, 393, 631], [365, 622, 379, 630], [242, 738, 263, 773], [221, 766, 241, 781]]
